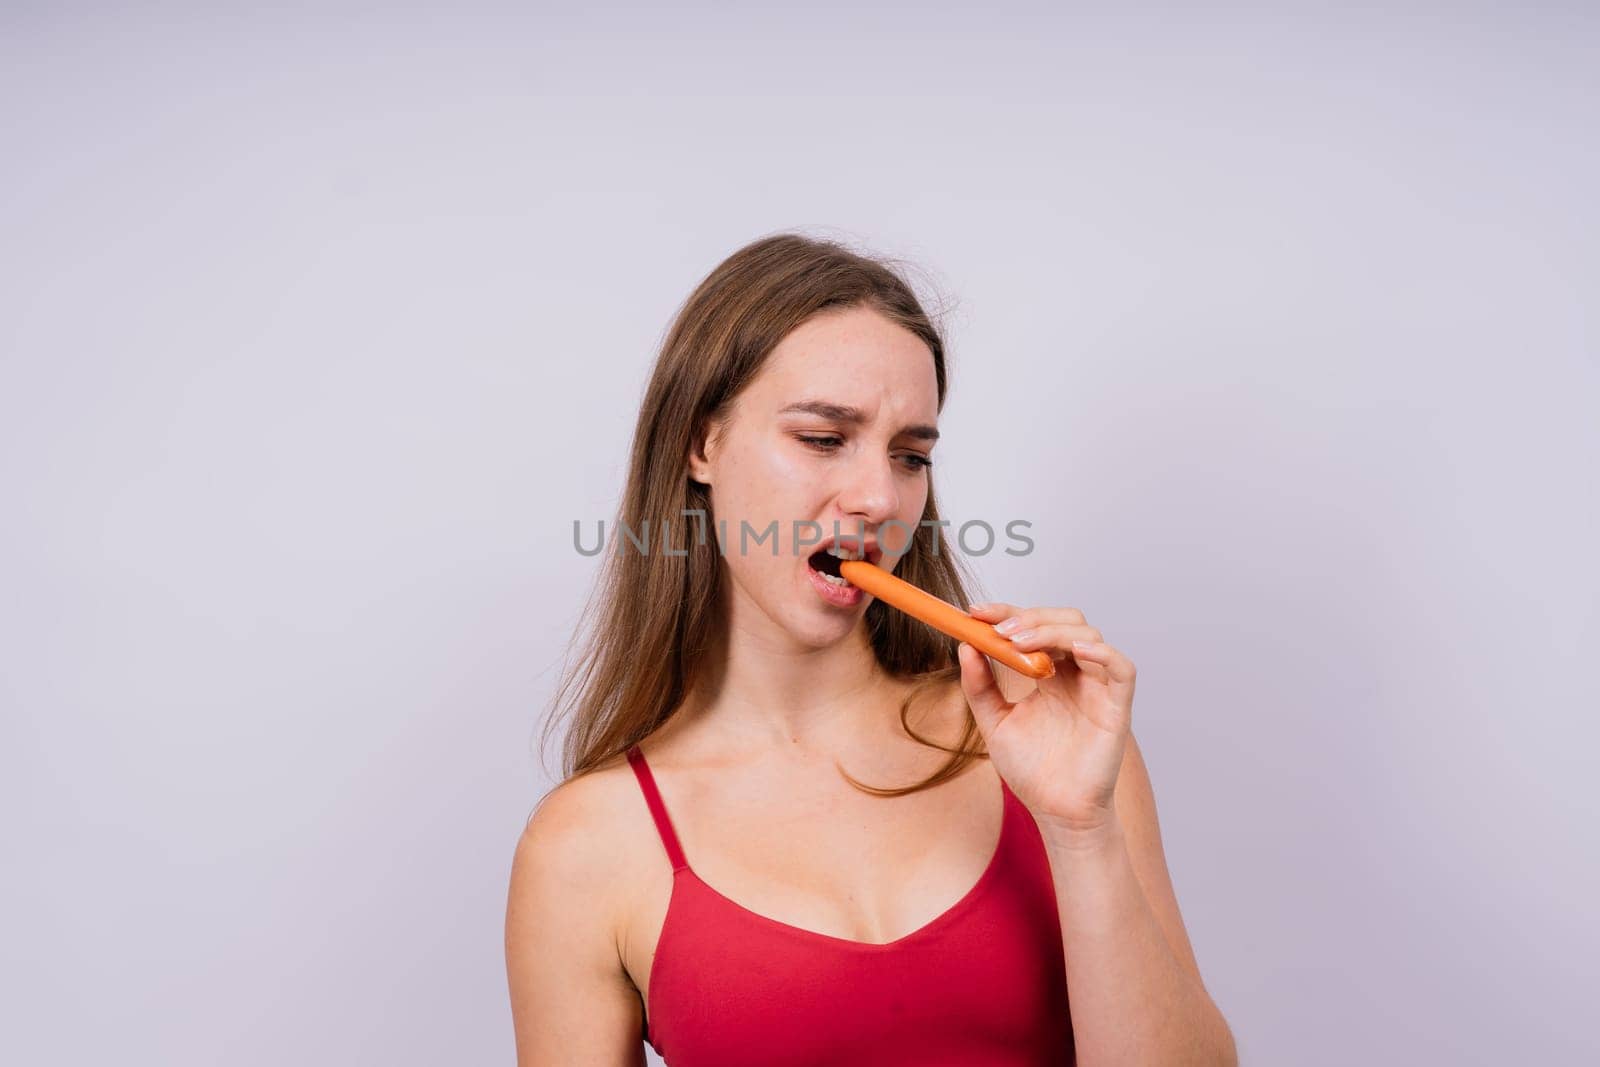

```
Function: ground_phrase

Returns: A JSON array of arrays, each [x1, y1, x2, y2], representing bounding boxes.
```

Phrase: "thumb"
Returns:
[[957, 642, 1012, 740]]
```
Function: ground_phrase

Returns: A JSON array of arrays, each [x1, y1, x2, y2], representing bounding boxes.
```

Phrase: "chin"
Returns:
[[788, 612, 860, 650], [724, 562, 866, 648]]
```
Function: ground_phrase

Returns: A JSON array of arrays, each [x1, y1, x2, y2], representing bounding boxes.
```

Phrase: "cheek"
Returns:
[[711, 447, 826, 590], [906, 481, 930, 520], [718, 442, 823, 524], [890, 489, 931, 556], [753, 438, 815, 486]]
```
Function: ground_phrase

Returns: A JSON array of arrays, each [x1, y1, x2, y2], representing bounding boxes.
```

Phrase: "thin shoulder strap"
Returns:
[[625, 744, 689, 872]]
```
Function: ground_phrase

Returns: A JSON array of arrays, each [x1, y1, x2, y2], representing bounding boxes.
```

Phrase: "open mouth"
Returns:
[[809, 547, 846, 581], [806, 540, 878, 587]]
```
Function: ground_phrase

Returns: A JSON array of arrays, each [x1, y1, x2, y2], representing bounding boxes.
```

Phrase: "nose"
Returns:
[[836, 451, 901, 532]]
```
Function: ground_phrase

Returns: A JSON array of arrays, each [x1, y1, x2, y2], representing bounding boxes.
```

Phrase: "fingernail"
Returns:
[[1008, 629, 1036, 643], [968, 602, 993, 613], [994, 618, 1020, 634], [1072, 640, 1095, 651]]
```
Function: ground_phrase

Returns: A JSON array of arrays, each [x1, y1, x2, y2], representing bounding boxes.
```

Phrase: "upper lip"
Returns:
[[809, 533, 883, 566]]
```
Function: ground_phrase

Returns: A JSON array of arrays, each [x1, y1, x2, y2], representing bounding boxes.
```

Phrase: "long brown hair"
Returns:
[[542, 232, 989, 796]]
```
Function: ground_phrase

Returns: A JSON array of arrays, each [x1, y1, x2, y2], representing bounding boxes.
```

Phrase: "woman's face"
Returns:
[[689, 304, 940, 650]]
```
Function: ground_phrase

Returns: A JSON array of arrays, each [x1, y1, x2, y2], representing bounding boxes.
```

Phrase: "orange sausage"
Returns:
[[838, 559, 1056, 680]]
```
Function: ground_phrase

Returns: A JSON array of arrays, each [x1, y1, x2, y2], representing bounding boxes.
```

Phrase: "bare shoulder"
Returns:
[[517, 754, 643, 869], [505, 753, 656, 1065], [509, 751, 660, 936]]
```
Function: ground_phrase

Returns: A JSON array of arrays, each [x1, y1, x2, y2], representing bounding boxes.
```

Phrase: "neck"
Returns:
[[683, 609, 901, 758]]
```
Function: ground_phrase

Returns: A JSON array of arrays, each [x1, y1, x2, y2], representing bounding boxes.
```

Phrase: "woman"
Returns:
[[506, 234, 1237, 1065]]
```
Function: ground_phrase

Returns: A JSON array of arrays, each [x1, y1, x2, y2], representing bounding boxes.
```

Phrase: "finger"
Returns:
[[1063, 641, 1138, 717], [1003, 622, 1105, 660], [965, 601, 1020, 621], [956, 642, 1013, 739], [1004, 623, 1109, 685], [980, 607, 1090, 636]]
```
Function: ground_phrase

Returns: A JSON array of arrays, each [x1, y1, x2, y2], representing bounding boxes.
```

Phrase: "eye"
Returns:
[[797, 434, 932, 473]]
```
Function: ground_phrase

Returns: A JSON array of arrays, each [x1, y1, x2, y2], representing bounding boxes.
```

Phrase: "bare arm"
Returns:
[[987, 658, 1236, 1065], [1043, 733, 1237, 1066], [505, 781, 647, 1066]]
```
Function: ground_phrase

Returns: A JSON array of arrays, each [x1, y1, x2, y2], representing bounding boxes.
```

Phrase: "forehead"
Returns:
[[747, 306, 939, 418]]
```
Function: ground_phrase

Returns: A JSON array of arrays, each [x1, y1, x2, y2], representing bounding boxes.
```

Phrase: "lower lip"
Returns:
[[806, 559, 865, 607]]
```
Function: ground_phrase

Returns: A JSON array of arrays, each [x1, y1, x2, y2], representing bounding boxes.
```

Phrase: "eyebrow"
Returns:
[[778, 400, 940, 443]]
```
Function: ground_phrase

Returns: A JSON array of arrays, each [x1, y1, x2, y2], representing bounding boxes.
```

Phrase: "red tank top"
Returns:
[[626, 744, 1077, 1065]]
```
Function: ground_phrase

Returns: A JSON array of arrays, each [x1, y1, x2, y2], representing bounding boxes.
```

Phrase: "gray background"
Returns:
[[4, 3, 1596, 1064]]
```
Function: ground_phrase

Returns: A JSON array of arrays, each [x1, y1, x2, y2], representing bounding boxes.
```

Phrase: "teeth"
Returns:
[[820, 572, 847, 586], [825, 545, 865, 561]]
